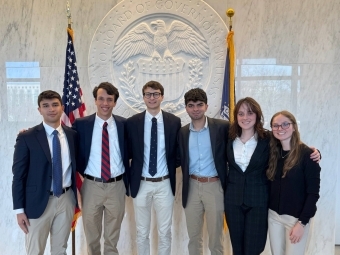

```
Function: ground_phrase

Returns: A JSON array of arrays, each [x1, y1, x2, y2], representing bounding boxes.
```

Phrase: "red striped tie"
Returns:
[[101, 122, 111, 181]]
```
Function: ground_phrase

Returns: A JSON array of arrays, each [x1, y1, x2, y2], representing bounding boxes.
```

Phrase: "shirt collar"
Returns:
[[189, 116, 208, 132], [95, 114, 113, 127], [43, 121, 62, 136], [235, 132, 258, 142], [145, 110, 163, 123]]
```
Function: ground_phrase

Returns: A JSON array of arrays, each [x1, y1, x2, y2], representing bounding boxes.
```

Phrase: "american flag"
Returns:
[[61, 27, 86, 231], [61, 28, 86, 126]]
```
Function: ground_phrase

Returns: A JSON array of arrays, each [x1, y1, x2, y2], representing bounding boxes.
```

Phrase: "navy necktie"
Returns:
[[149, 117, 158, 176], [101, 122, 111, 181], [52, 130, 63, 197]]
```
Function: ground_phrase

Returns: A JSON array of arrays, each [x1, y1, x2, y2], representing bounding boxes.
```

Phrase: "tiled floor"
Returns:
[[336, 245, 340, 255]]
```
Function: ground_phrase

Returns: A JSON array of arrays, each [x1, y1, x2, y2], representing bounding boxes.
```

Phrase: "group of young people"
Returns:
[[12, 80, 321, 255]]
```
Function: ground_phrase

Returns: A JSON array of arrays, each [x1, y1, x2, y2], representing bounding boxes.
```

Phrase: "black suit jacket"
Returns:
[[72, 113, 129, 195], [225, 134, 270, 207], [178, 117, 230, 208], [127, 110, 181, 198], [12, 123, 78, 219]]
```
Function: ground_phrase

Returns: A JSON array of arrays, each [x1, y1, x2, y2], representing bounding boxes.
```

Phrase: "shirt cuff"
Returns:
[[14, 208, 24, 214]]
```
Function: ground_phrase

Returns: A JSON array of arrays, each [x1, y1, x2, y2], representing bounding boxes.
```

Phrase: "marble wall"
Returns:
[[0, 0, 339, 254]]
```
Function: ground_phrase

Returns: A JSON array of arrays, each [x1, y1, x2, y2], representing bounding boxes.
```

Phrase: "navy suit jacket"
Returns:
[[12, 123, 78, 219], [225, 133, 270, 207], [72, 113, 129, 195], [178, 117, 229, 208], [127, 110, 181, 198]]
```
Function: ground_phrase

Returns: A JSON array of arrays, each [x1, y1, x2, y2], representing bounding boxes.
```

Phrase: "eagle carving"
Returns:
[[112, 20, 210, 65]]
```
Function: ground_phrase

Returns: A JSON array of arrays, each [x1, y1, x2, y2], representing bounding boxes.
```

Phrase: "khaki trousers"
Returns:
[[25, 188, 76, 255], [184, 178, 224, 255], [268, 209, 311, 255], [81, 178, 125, 255], [133, 178, 174, 255]]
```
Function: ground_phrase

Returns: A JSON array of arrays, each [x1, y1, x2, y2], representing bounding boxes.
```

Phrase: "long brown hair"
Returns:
[[229, 97, 267, 140], [266, 110, 302, 180]]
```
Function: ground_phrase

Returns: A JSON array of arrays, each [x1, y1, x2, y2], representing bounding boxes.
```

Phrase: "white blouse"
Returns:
[[233, 134, 258, 171]]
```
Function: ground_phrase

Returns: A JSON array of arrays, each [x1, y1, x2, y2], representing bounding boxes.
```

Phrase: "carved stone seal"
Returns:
[[89, 0, 228, 122]]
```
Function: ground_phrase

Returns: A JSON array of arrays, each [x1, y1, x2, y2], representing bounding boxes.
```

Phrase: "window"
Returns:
[[6, 62, 40, 121]]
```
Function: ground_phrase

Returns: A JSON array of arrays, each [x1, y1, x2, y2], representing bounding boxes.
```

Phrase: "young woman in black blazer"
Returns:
[[267, 111, 321, 255], [225, 97, 270, 255]]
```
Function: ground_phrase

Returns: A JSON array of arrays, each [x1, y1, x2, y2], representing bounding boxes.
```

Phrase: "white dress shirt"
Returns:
[[142, 110, 168, 177], [233, 134, 258, 172], [84, 114, 124, 178]]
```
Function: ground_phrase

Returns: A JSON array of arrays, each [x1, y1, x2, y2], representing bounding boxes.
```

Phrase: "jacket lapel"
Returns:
[[227, 139, 244, 174], [113, 114, 124, 158], [162, 111, 170, 159], [137, 111, 146, 155], [182, 124, 190, 169], [207, 117, 217, 162], [35, 123, 52, 163], [85, 114, 96, 161], [244, 136, 267, 173]]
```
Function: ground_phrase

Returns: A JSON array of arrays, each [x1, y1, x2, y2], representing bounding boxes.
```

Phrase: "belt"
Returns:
[[50, 187, 70, 196], [141, 175, 169, 182], [84, 174, 123, 183], [190, 175, 219, 183]]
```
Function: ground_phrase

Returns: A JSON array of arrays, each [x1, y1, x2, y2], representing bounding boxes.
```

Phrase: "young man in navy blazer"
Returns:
[[12, 90, 78, 254], [72, 82, 129, 255], [127, 81, 181, 255]]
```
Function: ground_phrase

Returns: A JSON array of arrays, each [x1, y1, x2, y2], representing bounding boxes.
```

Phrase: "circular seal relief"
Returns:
[[89, 0, 228, 122]]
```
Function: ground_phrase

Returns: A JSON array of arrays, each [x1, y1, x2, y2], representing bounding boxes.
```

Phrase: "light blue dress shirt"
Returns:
[[188, 117, 218, 177]]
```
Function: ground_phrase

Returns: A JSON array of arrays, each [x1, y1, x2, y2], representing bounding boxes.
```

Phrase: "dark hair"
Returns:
[[267, 110, 302, 180], [37, 90, 62, 106], [93, 82, 119, 102], [142, 80, 164, 95], [229, 97, 266, 140], [184, 88, 207, 105]]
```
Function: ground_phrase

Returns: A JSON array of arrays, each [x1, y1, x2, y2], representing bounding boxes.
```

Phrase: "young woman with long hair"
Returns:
[[267, 111, 321, 255]]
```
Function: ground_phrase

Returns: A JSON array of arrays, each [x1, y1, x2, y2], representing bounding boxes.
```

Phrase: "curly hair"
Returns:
[[184, 88, 207, 105]]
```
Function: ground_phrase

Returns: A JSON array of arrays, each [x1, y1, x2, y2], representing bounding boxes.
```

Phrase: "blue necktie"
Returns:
[[149, 117, 158, 176], [52, 130, 63, 197]]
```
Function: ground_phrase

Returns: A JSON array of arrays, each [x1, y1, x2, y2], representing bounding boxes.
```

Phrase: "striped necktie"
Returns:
[[101, 122, 111, 181]]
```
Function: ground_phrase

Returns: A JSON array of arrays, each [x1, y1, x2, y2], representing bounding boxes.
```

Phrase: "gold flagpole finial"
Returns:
[[66, 1, 72, 28], [226, 9, 235, 31]]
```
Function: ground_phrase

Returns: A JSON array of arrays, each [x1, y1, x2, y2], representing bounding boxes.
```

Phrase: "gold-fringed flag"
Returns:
[[220, 30, 235, 122], [61, 27, 86, 231]]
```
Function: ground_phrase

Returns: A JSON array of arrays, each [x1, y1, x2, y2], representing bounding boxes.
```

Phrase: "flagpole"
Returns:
[[66, 3, 76, 255], [67, 1, 72, 29]]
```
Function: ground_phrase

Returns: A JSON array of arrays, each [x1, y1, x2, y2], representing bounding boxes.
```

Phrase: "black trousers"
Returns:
[[225, 204, 268, 255]]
